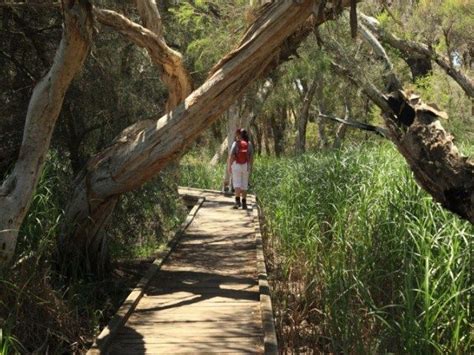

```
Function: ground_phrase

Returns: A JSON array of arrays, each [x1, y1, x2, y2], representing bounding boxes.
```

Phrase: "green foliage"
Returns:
[[1, 153, 186, 353], [108, 166, 187, 259], [252, 143, 472, 353], [0, 327, 25, 355], [179, 152, 224, 190], [167, 0, 249, 82], [17, 151, 70, 264]]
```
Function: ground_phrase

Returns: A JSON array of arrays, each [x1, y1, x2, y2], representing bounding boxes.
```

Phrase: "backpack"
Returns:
[[235, 140, 249, 164]]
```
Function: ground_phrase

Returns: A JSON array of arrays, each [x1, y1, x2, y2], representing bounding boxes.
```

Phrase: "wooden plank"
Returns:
[[86, 197, 205, 354], [127, 307, 260, 321], [115, 338, 264, 347], [126, 313, 258, 324], [150, 272, 258, 281], [109, 342, 263, 354], [156, 267, 256, 277], [140, 298, 257, 305], [113, 336, 263, 345], [117, 327, 263, 337], [141, 291, 260, 304], [174, 242, 256, 251]]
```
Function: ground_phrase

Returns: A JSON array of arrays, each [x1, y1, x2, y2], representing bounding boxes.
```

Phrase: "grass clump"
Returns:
[[252, 143, 472, 353]]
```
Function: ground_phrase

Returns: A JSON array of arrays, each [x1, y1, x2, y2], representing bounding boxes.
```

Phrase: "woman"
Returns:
[[227, 128, 253, 210]]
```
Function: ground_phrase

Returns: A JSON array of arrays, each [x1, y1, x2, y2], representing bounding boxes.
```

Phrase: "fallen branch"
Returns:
[[318, 113, 388, 137]]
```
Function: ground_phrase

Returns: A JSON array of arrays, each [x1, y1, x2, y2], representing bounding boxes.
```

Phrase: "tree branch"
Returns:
[[360, 13, 474, 98], [94, 6, 192, 111], [318, 112, 388, 137]]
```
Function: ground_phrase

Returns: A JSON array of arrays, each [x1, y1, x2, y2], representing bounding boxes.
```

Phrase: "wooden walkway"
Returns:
[[88, 187, 277, 354]]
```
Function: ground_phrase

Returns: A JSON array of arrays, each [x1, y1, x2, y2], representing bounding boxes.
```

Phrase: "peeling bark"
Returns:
[[0, 1, 93, 265], [387, 93, 474, 223]]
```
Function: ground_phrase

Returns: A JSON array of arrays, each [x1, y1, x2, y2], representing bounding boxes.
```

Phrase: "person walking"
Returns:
[[227, 128, 253, 210]]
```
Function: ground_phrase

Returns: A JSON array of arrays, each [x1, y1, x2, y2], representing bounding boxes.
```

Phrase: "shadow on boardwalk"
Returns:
[[96, 189, 267, 354]]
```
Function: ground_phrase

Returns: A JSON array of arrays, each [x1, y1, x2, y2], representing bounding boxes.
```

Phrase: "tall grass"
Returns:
[[252, 143, 472, 353], [179, 152, 225, 190], [180, 143, 472, 353], [1, 153, 187, 353]]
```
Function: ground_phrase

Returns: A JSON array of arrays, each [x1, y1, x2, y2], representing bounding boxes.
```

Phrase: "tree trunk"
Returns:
[[270, 105, 287, 157], [211, 101, 249, 167], [251, 121, 262, 155], [317, 117, 328, 149], [223, 104, 239, 186], [209, 139, 229, 167], [60, 0, 340, 272], [296, 78, 318, 154], [0, 1, 93, 265], [315, 82, 328, 149], [264, 117, 272, 156], [210, 72, 273, 166]]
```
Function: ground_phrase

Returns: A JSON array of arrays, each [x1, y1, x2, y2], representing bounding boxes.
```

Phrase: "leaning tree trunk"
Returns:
[[328, 33, 474, 224], [0, 1, 93, 265], [61, 0, 353, 273]]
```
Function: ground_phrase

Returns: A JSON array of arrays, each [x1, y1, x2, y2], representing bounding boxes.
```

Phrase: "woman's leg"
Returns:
[[232, 163, 242, 208]]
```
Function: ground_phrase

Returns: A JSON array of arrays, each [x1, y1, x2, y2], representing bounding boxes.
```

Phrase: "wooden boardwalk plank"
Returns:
[[89, 188, 276, 354]]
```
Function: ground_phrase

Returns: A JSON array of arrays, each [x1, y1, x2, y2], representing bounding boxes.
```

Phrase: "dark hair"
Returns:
[[240, 129, 249, 142]]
